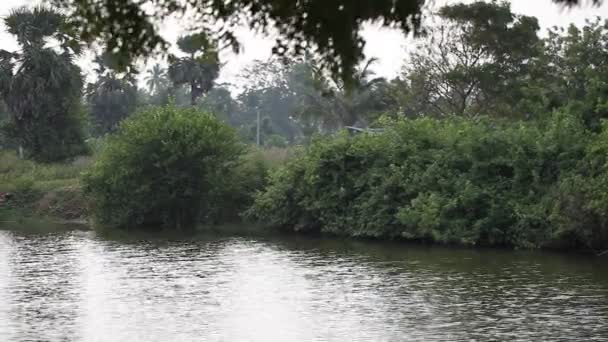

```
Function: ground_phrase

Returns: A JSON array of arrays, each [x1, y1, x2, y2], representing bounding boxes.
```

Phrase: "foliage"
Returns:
[[207, 148, 272, 223], [138, 64, 177, 106], [528, 17, 608, 130], [294, 57, 394, 128], [51, 0, 427, 84], [549, 122, 608, 251], [168, 33, 220, 106], [82, 105, 244, 230], [0, 101, 13, 149], [86, 53, 139, 135], [1, 1, 607, 250], [127, 9, 608, 148], [236, 60, 301, 143], [202, 145, 294, 222], [145, 63, 168, 95], [230, 57, 395, 145], [394, 1, 542, 118], [0, 6, 88, 162], [247, 112, 608, 249], [199, 86, 240, 124], [0, 151, 90, 193], [50, 0, 595, 84], [0, 151, 91, 225], [264, 134, 288, 148]]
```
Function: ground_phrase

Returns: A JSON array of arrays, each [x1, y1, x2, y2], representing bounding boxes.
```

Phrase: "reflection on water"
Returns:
[[0, 229, 607, 341]]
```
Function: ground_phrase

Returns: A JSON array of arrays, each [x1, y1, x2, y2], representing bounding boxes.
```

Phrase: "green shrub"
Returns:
[[12, 177, 35, 193], [264, 134, 288, 148], [206, 148, 270, 223], [247, 112, 600, 249], [547, 122, 608, 251], [83, 105, 243, 230]]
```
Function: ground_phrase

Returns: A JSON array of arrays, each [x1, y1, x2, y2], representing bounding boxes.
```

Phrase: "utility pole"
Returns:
[[256, 107, 260, 147]]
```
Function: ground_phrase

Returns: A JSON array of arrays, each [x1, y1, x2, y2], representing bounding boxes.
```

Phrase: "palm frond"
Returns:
[[5, 5, 64, 46]]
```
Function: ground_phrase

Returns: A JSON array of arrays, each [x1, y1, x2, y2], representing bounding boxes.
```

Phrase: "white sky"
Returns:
[[0, 0, 607, 87]]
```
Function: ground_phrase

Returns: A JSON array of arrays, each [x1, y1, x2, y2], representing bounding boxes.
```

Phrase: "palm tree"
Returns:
[[294, 57, 386, 129], [145, 63, 167, 95], [351, 58, 383, 87], [335, 57, 387, 126], [168, 33, 220, 106], [0, 6, 87, 161], [86, 53, 138, 134], [317, 57, 385, 127]]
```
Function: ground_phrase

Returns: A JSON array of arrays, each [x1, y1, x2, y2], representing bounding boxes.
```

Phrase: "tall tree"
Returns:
[[524, 18, 608, 130], [168, 33, 220, 106], [145, 63, 167, 95], [0, 100, 12, 149], [396, 1, 541, 118], [294, 57, 391, 129], [198, 86, 239, 124], [86, 53, 139, 135], [237, 60, 301, 143], [0, 6, 87, 161]]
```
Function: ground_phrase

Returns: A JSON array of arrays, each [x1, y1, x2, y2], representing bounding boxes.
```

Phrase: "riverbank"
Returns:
[[3, 114, 608, 256], [0, 151, 90, 231], [0, 147, 285, 233], [1, 203, 606, 255]]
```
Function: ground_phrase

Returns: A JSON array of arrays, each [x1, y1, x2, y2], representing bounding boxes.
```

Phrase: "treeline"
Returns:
[[2, 2, 608, 251], [2, 2, 608, 159]]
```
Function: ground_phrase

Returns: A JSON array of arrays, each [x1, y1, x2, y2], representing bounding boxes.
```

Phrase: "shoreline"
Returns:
[[1, 202, 606, 256]]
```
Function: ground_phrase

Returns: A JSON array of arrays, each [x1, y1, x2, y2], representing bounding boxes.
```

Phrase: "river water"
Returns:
[[0, 229, 607, 342]]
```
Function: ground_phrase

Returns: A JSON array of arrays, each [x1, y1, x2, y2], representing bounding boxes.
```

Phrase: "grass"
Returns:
[[0, 147, 291, 194], [246, 146, 297, 169], [0, 151, 91, 226], [0, 151, 91, 193]]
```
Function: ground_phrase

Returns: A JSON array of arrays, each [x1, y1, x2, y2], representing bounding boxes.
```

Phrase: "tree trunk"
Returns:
[[190, 84, 196, 107]]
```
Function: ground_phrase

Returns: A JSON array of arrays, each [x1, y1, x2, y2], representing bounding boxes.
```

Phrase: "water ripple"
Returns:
[[0, 231, 607, 341]]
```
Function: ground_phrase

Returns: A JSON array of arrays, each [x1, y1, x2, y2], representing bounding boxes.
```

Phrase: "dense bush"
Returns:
[[549, 123, 608, 250], [248, 112, 608, 250], [83, 105, 244, 230]]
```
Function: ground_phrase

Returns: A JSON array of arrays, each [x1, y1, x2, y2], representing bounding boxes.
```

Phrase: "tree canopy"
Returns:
[[145, 63, 167, 95], [0, 6, 87, 161], [168, 33, 220, 106], [50, 0, 601, 84], [396, 1, 542, 118], [86, 53, 139, 135]]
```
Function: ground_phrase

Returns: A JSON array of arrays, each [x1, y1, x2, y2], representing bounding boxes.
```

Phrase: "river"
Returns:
[[0, 229, 607, 341]]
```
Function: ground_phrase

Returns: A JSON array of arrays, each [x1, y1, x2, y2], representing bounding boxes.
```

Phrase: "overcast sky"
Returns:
[[0, 0, 607, 87]]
